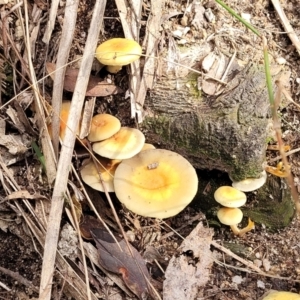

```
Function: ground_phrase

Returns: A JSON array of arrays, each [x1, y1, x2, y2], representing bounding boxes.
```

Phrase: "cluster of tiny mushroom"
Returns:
[[215, 171, 267, 236], [80, 113, 198, 219]]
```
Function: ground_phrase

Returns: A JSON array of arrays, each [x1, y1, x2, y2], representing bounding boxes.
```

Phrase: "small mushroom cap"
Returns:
[[141, 143, 156, 151], [232, 171, 267, 192], [214, 186, 246, 208], [114, 149, 198, 219], [92, 127, 145, 159], [217, 207, 243, 225], [261, 290, 300, 300], [80, 158, 121, 192], [88, 114, 121, 142], [96, 38, 142, 66]]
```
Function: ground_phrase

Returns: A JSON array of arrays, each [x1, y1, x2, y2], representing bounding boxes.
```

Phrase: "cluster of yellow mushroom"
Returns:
[[215, 171, 269, 236], [80, 113, 198, 219], [214, 186, 254, 236]]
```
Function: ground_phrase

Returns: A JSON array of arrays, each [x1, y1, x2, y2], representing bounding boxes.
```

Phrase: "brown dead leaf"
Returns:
[[202, 53, 227, 95], [46, 62, 123, 96], [90, 227, 151, 299], [79, 215, 103, 239], [163, 222, 214, 300]]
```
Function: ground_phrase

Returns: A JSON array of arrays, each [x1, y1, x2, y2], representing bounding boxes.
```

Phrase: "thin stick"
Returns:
[[39, 2, 107, 299], [51, 0, 80, 158], [271, 0, 300, 56], [42, 0, 59, 43], [269, 147, 300, 163], [211, 240, 266, 275], [273, 80, 300, 214], [0, 266, 39, 293], [68, 190, 92, 300]]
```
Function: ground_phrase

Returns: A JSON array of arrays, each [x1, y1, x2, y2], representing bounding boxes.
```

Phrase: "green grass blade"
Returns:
[[31, 141, 46, 171], [215, 0, 261, 36]]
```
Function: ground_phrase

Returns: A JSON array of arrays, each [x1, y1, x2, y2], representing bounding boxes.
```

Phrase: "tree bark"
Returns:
[[141, 48, 295, 229], [142, 60, 270, 181]]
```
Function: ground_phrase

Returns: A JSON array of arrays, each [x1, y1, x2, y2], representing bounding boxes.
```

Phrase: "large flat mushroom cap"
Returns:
[[114, 149, 198, 219], [92, 127, 145, 159]]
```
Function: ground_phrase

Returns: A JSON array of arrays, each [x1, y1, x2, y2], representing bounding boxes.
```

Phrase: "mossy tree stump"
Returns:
[[140, 48, 294, 229]]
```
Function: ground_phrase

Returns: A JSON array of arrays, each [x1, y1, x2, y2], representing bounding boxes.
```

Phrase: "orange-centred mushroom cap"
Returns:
[[92, 127, 145, 159], [113, 149, 198, 219], [96, 38, 142, 73], [88, 114, 121, 142], [80, 158, 121, 192], [214, 186, 247, 208]]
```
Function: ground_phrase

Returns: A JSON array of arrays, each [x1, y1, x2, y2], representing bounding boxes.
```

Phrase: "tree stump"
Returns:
[[142, 54, 270, 181], [140, 46, 294, 229]]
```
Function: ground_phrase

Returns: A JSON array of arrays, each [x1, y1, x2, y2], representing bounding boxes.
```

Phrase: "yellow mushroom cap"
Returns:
[[217, 207, 243, 225], [113, 149, 198, 219], [92, 127, 145, 159], [261, 290, 300, 300], [80, 158, 121, 192], [95, 38, 142, 70], [214, 186, 247, 208], [141, 143, 156, 151], [232, 171, 267, 192], [88, 114, 121, 142]]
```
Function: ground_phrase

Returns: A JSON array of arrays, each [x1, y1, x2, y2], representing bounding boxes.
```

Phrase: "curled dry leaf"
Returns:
[[90, 227, 151, 299], [46, 62, 123, 96]]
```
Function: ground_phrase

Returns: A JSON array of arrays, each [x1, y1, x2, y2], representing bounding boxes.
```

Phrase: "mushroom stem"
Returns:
[[229, 225, 241, 235], [106, 65, 122, 73], [238, 218, 255, 236], [230, 218, 255, 236]]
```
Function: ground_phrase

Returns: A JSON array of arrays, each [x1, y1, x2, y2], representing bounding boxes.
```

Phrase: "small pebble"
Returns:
[[276, 57, 286, 65]]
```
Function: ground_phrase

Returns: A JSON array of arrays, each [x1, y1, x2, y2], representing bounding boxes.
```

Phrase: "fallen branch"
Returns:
[[39, 1, 107, 299]]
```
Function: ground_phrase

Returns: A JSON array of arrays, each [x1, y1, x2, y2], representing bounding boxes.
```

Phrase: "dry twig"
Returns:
[[39, 1, 107, 299], [271, 0, 300, 56], [51, 0, 80, 158]]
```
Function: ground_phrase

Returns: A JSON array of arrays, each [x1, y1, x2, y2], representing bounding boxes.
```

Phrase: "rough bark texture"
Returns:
[[142, 60, 270, 181], [140, 46, 294, 229]]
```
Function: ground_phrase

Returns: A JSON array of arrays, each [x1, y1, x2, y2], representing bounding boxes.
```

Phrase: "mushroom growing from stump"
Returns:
[[231, 171, 267, 192], [113, 149, 198, 219], [95, 38, 142, 73], [92, 127, 145, 160], [88, 114, 121, 142], [217, 207, 255, 236]]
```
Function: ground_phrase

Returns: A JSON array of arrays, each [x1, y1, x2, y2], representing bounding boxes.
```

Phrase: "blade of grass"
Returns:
[[31, 141, 46, 172], [215, 0, 261, 36]]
